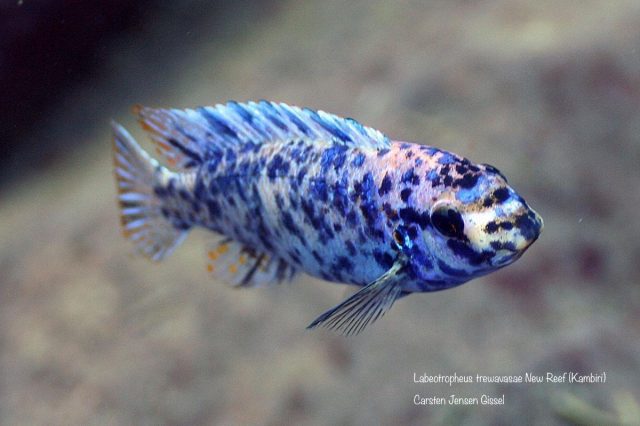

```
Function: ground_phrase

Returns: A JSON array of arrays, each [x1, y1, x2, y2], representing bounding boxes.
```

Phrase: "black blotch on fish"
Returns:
[[454, 173, 479, 189], [310, 178, 329, 202], [345, 240, 357, 256], [485, 221, 498, 233], [515, 212, 540, 240], [193, 178, 206, 201], [154, 186, 168, 198], [378, 173, 392, 196], [438, 259, 467, 277], [332, 181, 350, 216], [167, 137, 203, 165], [209, 180, 220, 196], [207, 200, 220, 219], [332, 256, 354, 274], [296, 166, 307, 185], [383, 203, 399, 221], [288, 250, 301, 265], [312, 250, 324, 265], [360, 201, 379, 227], [373, 250, 394, 269], [307, 108, 352, 142], [406, 226, 418, 239], [493, 188, 510, 203], [455, 164, 468, 174], [400, 188, 412, 202], [399, 207, 430, 229], [167, 178, 177, 195], [490, 241, 516, 251], [352, 152, 366, 167], [482, 163, 508, 182], [199, 107, 239, 139], [267, 154, 290, 180], [320, 145, 348, 172], [346, 210, 358, 227], [281, 211, 303, 239], [447, 239, 488, 265], [401, 168, 420, 185]]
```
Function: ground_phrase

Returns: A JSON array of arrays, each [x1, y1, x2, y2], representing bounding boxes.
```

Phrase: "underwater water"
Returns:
[[1, 1, 639, 424]]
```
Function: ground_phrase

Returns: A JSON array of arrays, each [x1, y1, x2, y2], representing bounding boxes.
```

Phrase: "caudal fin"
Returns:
[[112, 121, 188, 261]]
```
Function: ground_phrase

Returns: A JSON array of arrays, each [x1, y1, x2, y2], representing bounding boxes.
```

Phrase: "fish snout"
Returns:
[[514, 209, 543, 252]]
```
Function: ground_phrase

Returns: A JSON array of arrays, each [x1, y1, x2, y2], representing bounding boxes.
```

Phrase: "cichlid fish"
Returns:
[[112, 101, 543, 335]]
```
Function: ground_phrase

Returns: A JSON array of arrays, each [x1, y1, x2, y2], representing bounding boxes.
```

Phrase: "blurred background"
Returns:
[[1, 0, 639, 424]]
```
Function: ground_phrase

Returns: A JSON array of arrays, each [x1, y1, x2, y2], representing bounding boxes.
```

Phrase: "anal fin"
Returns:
[[206, 239, 297, 287], [307, 260, 406, 336]]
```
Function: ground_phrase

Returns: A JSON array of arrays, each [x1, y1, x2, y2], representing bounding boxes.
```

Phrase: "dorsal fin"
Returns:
[[205, 238, 297, 287], [137, 101, 390, 170]]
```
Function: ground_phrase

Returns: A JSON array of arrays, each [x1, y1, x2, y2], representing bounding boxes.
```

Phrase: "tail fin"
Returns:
[[112, 121, 188, 261]]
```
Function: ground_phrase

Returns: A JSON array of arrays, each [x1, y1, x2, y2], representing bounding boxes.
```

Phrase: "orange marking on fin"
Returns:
[[208, 251, 218, 260], [217, 244, 230, 254], [229, 264, 238, 274], [238, 254, 247, 265], [157, 141, 171, 151], [167, 157, 178, 167], [140, 120, 154, 132], [207, 264, 214, 273]]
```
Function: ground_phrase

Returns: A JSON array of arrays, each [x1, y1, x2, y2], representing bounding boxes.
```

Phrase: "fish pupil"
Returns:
[[431, 206, 465, 239]]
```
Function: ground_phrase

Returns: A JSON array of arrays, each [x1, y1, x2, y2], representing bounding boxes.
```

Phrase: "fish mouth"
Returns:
[[490, 248, 521, 267], [493, 224, 540, 267], [492, 231, 540, 265], [515, 209, 543, 249], [520, 231, 540, 251]]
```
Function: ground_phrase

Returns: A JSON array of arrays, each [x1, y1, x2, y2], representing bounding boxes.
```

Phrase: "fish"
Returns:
[[112, 100, 543, 335]]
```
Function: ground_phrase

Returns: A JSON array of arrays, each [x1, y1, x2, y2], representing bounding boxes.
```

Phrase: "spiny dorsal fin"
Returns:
[[137, 101, 390, 170], [206, 238, 297, 287], [306, 259, 406, 336]]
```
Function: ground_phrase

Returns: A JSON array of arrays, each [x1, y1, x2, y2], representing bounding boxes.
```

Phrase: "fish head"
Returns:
[[464, 163, 543, 268], [409, 159, 543, 285]]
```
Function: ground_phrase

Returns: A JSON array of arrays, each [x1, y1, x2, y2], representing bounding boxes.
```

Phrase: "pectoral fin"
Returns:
[[307, 260, 407, 336]]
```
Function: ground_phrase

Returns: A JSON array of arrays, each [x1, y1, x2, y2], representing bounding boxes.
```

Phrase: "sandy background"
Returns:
[[2, 1, 640, 424]]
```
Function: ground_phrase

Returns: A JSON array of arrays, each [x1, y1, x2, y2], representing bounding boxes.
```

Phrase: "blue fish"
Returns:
[[112, 101, 543, 335]]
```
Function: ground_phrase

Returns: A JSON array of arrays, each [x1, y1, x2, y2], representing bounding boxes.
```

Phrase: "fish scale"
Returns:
[[112, 100, 543, 335]]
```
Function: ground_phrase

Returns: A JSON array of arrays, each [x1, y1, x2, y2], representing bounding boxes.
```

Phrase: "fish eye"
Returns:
[[430, 205, 465, 239]]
